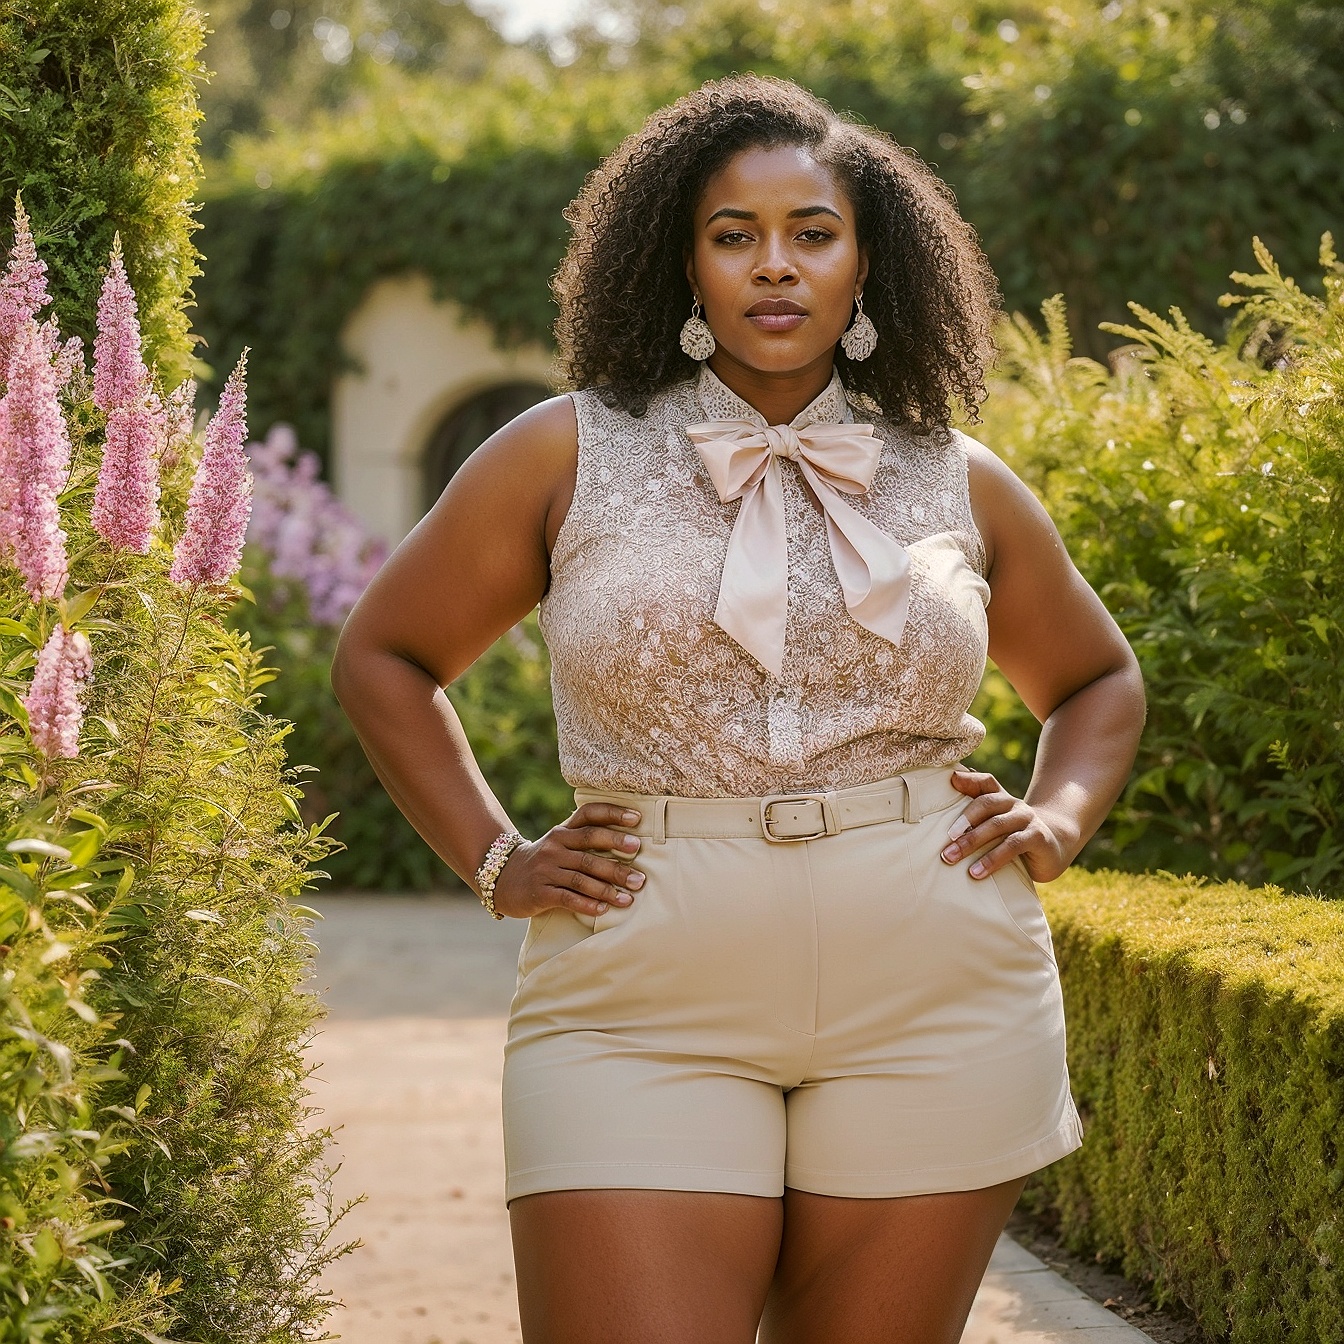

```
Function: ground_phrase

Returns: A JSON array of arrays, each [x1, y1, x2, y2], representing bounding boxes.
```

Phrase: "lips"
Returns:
[[745, 298, 808, 316], [745, 297, 809, 332]]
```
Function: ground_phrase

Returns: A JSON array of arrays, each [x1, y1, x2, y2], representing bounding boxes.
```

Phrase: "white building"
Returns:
[[330, 272, 556, 549]]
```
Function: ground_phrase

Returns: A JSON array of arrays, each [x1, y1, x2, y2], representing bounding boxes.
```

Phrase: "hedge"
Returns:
[[0, 0, 205, 384], [1038, 869, 1344, 1341]]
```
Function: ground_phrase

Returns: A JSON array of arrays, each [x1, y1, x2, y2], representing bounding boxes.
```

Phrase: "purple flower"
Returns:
[[93, 240, 149, 414], [0, 196, 51, 382], [24, 624, 94, 760], [170, 354, 252, 586], [244, 421, 386, 626], [0, 319, 70, 601]]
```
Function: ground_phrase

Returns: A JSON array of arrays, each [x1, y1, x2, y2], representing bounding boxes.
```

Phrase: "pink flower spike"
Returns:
[[24, 624, 94, 760], [0, 319, 70, 600], [93, 238, 148, 413], [170, 353, 252, 586], [0, 196, 52, 382], [92, 392, 161, 553]]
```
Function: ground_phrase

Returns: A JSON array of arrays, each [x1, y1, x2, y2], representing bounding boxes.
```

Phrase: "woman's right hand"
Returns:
[[488, 803, 646, 920]]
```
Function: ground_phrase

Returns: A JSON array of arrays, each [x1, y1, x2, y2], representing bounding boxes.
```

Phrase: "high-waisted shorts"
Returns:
[[502, 764, 1083, 1204]]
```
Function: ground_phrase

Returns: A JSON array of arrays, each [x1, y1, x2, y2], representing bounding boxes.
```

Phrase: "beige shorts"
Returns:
[[502, 764, 1082, 1204]]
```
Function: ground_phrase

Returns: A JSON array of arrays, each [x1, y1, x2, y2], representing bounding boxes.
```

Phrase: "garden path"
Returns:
[[303, 893, 1152, 1344]]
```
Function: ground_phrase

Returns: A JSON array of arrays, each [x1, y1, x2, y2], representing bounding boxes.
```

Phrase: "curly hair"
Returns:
[[553, 75, 1001, 430]]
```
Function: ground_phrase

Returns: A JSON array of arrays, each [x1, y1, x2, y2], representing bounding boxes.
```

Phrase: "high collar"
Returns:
[[694, 362, 852, 429]]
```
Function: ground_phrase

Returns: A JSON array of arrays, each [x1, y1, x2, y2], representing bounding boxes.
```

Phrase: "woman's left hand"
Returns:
[[940, 769, 1072, 884]]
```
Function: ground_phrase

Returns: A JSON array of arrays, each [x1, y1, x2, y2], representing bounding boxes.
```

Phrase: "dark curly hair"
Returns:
[[553, 75, 1001, 430]]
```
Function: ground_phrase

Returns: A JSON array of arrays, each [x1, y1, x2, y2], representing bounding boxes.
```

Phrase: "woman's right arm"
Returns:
[[329, 395, 645, 918]]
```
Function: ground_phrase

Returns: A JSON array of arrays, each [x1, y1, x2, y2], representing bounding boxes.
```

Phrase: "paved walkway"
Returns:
[[303, 895, 1150, 1343]]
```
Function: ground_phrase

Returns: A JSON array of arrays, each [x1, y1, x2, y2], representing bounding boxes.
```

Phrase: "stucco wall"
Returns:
[[331, 272, 555, 548]]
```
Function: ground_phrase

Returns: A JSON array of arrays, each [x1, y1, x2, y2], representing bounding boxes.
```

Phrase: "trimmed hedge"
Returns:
[[0, 0, 205, 382], [1039, 869, 1344, 1341]]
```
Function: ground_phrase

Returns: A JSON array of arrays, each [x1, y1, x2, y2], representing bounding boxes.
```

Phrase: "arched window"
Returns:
[[421, 382, 550, 512]]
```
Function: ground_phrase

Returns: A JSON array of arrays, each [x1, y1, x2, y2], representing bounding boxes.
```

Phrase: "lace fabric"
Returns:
[[536, 364, 991, 798]]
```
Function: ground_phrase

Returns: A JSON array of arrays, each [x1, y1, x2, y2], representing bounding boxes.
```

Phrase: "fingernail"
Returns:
[[614, 892, 632, 905], [941, 844, 959, 863], [946, 814, 971, 840], [620, 834, 641, 852], [622, 810, 640, 823], [595, 902, 609, 914], [627, 871, 645, 888], [969, 861, 985, 878]]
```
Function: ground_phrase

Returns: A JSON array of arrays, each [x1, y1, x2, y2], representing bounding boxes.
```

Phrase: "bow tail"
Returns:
[[713, 462, 790, 678], [801, 465, 912, 648]]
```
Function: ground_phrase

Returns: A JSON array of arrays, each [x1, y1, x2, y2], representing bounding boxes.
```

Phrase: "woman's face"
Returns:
[[686, 144, 868, 377]]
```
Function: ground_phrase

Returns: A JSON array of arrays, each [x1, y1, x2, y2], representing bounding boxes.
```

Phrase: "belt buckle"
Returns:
[[759, 793, 838, 843]]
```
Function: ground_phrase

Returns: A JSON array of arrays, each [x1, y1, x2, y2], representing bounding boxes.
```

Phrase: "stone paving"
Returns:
[[303, 894, 1151, 1343]]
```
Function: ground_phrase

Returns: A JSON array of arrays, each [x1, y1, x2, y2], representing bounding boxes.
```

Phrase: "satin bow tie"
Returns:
[[685, 416, 912, 678]]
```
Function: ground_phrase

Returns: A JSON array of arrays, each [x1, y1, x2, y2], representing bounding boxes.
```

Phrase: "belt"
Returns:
[[573, 764, 966, 844]]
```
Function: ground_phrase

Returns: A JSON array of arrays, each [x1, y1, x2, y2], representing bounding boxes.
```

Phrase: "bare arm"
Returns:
[[940, 438, 1147, 882], [330, 396, 646, 917]]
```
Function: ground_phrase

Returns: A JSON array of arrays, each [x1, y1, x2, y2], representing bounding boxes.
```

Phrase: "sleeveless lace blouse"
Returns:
[[536, 364, 991, 798]]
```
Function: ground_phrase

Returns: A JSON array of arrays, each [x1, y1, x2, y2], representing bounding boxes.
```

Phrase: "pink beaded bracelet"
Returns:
[[473, 830, 526, 919]]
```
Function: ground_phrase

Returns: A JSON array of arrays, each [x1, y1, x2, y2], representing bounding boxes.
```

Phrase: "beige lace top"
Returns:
[[536, 364, 991, 798]]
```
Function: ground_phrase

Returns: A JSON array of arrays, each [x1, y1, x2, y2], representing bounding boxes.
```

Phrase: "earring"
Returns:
[[679, 298, 717, 360], [840, 294, 878, 361]]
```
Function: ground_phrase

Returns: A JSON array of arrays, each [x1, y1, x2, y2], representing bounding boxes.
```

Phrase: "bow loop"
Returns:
[[685, 415, 911, 678]]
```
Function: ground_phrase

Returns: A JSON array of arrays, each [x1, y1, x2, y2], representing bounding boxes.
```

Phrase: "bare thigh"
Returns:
[[510, 1189, 783, 1344], [760, 1176, 1028, 1344]]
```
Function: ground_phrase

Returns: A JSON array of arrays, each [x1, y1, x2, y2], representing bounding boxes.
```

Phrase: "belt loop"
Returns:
[[900, 772, 921, 823], [650, 797, 669, 845]]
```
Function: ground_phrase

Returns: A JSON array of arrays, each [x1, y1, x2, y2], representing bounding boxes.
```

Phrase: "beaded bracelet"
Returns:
[[474, 830, 527, 920]]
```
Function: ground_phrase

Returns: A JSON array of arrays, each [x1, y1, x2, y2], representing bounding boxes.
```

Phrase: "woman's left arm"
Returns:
[[940, 440, 1147, 883]]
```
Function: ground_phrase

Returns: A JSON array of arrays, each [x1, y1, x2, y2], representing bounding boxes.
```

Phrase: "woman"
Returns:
[[332, 75, 1145, 1344]]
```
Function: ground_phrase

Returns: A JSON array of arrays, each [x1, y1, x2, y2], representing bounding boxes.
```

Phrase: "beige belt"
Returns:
[[573, 764, 966, 844]]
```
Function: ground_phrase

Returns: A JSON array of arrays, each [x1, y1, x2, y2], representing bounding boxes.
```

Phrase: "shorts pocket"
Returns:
[[516, 908, 596, 987], [989, 858, 1056, 965]]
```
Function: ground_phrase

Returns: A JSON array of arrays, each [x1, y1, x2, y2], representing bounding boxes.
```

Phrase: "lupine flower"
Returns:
[[0, 197, 51, 381], [170, 355, 252, 586], [245, 422, 386, 625], [92, 240, 148, 414], [0, 320, 70, 600], [92, 393, 162, 552], [24, 624, 93, 760]]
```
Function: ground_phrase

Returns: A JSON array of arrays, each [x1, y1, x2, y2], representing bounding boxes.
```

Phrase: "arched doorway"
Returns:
[[422, 382, 550, 512]]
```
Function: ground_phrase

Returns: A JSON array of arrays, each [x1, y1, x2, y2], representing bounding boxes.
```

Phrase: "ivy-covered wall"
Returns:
[[196, 148, 591, 458], [0, 0, 206, 382]]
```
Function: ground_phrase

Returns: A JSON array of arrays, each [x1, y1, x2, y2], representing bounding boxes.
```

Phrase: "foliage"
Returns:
[[194, 0, 507, 159], [1, 235, 355, 1339], [236, 426, 570, 890], [190, 0, 1344, 453], [0, 0, 206, 385], [1034, 867, 1344, 1341], [970, 237, 1344, 893]]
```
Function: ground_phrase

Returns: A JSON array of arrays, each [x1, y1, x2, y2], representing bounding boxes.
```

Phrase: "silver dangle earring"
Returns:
[[679, 298, 717, 360], [840, 294, 878, 361]]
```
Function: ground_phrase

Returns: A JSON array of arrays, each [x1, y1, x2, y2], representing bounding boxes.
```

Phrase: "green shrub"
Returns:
[[1, 240, 354, 1339], [0, 0, 206, 384], [1036, 868, 1344, 1341], [971, 237, 1343, 893]]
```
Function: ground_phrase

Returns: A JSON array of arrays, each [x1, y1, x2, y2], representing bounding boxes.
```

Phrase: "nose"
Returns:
[[752, 233, 798, 285]]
